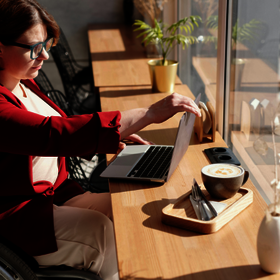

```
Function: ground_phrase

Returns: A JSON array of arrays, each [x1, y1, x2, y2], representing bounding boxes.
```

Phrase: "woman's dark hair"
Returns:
[[0, 0, 60, 44]]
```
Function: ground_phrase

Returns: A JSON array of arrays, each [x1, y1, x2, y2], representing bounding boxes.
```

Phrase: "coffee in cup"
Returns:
[[201, 163, 249, 199]]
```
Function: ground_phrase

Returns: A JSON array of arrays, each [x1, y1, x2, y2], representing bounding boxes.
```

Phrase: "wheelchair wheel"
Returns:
[[0, 242, 38, 280]]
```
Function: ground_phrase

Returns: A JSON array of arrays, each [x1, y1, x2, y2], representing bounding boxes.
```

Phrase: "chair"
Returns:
[[67, 155, 109, 193], [34, 68, 55, 94], [0, 237, 103, 280], [50, 40, 100, 115], [46, 89, 74, 116], [0, 238, 38, 280], [35, 70, 73, 116], [58, 28, 94, 91]]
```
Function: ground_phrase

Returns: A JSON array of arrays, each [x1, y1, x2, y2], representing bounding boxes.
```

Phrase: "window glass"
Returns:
[[225, 0, 280, 204], [178, 0, 219, 107], [178, 0, 280, 204]]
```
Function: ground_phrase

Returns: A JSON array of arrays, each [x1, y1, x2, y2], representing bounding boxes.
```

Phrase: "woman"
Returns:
[[0, 0, 200, 279]]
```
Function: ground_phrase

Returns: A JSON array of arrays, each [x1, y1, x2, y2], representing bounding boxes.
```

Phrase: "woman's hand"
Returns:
[[119, 92, 201, 140], [118, 134, 154, 150], [123, 134, 154, 145], [146, 93, 201, 124]]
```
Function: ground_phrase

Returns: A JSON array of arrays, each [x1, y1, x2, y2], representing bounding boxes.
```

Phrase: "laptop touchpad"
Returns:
[[111, 153, 143, 166]]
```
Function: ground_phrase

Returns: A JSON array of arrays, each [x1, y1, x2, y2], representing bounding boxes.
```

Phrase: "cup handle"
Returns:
[[242, 170, 249, 186]]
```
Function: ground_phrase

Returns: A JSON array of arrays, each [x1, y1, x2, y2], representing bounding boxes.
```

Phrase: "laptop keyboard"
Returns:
[[127, 146, 174, 179]]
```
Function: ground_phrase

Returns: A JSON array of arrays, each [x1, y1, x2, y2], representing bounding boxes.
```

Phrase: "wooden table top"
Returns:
[[99, 84, 273, 280], [87, 23, 182, 87]]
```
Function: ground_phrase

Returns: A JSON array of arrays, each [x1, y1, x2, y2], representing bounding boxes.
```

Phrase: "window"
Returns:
[[225, 0, 280, 204], [175, 0, 280, 204], [177, 0, 219, 107]]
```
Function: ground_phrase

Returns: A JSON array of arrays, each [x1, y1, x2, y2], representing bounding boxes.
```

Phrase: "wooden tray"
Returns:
[[162, 187, 253, 234]]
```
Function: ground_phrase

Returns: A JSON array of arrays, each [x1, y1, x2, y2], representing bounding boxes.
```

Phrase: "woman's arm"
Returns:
[[0, 90, 199, 157], [119, 93, 201, 139], [0, 92, 121, 156]]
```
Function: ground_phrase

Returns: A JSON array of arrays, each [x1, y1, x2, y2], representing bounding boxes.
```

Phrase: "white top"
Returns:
[[13, 83, 61, 184]]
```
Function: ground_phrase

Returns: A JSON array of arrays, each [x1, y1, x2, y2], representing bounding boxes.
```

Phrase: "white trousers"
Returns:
[[34, 192, 119, 280]]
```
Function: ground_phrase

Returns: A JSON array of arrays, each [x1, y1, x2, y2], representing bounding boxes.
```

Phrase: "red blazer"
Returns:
[[0, 79, 121, 256]]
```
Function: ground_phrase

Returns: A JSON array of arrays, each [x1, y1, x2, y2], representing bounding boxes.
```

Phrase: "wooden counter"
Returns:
[[88, 24, 182, 87], [88, 23, 275, 279], [99, 84, 272, 280]]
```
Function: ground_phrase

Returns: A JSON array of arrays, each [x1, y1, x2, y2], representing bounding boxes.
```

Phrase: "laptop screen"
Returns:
[[166, 93, 201, 181]]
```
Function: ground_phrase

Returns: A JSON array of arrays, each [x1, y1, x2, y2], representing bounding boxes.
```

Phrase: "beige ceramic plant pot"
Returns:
[[148, 59, 178, 93]]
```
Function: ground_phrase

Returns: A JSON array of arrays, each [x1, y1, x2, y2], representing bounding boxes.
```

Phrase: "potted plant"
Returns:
[[134, 16, 201, 93], [205, 16, 263, 52], [205, 16, 263, 90]]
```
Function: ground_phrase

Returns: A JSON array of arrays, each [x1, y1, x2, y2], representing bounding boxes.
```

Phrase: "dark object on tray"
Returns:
[[204, 147, 241, 165]]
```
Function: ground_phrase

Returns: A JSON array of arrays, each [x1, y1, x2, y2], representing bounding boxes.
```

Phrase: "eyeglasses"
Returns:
[[1, 38, 54, 59]]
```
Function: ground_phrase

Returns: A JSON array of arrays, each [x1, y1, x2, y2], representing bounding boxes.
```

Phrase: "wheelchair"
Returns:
[[0, 237, 103, 280]]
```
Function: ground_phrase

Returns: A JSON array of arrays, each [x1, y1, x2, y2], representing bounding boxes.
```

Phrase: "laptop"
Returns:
[[100, 93, 201, 183]]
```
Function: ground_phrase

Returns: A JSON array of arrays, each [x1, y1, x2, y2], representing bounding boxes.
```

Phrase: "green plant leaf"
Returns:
[[133, 16, 201, 62], [136, 29, 152, 38], [205, 15, 218, 29], [235, 19, 263, 44]]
